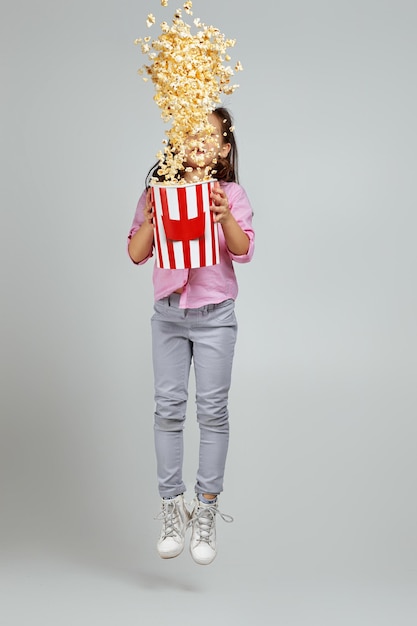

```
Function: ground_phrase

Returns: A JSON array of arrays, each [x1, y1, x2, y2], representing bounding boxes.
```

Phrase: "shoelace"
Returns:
[[155, 500, 183, 539], [188, 504, 233, 544]]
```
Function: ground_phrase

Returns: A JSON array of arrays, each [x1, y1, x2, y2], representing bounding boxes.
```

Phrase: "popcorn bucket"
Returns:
[[151, 180, 219, 269]]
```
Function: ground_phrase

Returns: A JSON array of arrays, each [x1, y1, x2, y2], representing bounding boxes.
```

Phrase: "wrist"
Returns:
[[143, 219, 154, 231], [220, 211, 233, 226]]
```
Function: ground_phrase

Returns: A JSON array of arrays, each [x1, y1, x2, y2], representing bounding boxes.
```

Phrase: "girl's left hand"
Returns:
[[210, 182, 231, 224]]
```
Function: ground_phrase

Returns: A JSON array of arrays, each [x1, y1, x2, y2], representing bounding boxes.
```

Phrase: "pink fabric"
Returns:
[[127, 181, 255, 309]]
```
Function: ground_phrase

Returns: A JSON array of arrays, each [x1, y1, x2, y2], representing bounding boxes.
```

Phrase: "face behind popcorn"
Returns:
[[182, 113, 232, 182]]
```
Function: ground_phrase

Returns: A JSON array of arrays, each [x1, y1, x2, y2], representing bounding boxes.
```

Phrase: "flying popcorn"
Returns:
[[135, 1, 243, 184]]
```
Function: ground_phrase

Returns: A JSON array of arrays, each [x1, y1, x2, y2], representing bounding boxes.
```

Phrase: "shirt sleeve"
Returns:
[[225, 183, 255, 263], [127, 189, 154, 265]]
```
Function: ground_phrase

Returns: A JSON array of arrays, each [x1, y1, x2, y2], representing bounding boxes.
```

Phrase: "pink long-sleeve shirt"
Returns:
[[128, 181, 255, 309]]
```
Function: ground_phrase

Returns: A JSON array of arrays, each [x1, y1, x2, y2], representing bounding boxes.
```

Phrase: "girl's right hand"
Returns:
[[144, 188, 155, 226]]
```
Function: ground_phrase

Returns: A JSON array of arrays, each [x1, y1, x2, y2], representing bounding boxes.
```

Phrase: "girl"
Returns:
[[127, 107, 255, 565]]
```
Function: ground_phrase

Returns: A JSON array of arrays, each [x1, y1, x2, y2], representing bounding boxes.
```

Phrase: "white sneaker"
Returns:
[[189, 497, 233, 565], [156, 494, 190, 559]]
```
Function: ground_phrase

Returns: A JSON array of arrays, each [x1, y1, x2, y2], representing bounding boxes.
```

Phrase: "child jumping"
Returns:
[[127, 107, 255, 565]]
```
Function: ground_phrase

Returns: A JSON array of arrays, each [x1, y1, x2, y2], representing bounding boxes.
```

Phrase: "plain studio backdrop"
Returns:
[[1, 0, 416, 624]]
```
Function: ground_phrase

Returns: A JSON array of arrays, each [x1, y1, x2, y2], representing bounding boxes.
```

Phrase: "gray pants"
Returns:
[[151, 293, 238, 498]]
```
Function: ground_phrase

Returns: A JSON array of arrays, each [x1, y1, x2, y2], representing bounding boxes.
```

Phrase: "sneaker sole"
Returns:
[[157, 543, 185, 559]]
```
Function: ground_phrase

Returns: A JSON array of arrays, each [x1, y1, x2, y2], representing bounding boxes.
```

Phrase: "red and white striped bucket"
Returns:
[[151, 180, 220, 269]]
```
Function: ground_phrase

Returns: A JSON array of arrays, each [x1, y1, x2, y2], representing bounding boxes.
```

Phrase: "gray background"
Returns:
[[1, 0, 416, 624]]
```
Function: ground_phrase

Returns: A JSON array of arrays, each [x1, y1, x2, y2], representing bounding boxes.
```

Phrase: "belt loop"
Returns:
[[168, 295, 171, 306]]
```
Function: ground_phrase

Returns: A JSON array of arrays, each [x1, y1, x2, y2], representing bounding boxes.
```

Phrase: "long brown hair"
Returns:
[[211, 107, 239, 183]]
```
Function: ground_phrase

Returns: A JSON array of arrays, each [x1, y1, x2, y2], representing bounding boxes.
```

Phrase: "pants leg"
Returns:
[[151, 299, 192, 498], [191, 299, 238, 495]]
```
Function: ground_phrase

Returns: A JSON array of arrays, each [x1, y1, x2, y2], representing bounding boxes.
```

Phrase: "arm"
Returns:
[[210, 182, 254, 259], [127, 188, 155, 264], [218, 212, 250, 256], [128, 222, 154, 264]]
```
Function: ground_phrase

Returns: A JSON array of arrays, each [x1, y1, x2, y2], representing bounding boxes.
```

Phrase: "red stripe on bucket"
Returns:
[[160, 187, 176, 269], [195, 182, 206, 267], [152, 187, 164, 269], [207, 182, 217, 264], [177, 187, 191, 270]]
